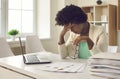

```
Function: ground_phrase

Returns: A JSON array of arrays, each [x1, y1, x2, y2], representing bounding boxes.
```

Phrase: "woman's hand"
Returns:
[[73, 36, 88, 45], [60, 25, 71, 36], [73, 35, 94, 49]]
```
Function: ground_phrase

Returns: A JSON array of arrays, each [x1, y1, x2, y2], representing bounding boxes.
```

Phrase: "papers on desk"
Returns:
[[88, 53, 120, 79], [90, 72, 120, 79], [39, 62, 86, 73], [107, 46, 118, 53]]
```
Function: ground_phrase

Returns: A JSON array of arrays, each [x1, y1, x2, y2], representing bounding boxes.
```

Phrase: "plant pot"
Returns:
[[11, 35, 16, 41], [96, 0, 102, 5]]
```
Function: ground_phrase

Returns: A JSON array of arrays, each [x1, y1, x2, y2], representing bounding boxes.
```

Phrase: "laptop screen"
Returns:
[[19, 37, 24, 55]]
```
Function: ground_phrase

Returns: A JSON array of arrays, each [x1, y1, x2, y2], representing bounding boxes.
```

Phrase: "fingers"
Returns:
[[60, 25, 71, 36], [63, 25, 71, 31], [73, 36, 81, 45]]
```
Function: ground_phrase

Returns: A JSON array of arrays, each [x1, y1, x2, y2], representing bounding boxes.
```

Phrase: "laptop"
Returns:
[[19, 37, 52, 64]]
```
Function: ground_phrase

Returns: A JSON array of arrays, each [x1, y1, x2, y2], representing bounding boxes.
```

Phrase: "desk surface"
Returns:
[[0, 52, 107, 79]]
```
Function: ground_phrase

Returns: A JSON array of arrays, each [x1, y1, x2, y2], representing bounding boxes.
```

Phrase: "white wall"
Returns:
[[64, 0, 78, 5], [38, 0, 65, 53], [38, 0, 119, 53], [77, 0, 117, 6]]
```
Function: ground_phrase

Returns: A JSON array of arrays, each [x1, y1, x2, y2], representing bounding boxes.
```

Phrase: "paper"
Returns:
[[39, 62, 86, 73], [90, 72, 120, 79], [89, 68, 120, 74], [88, 58, 120, 66], [89, 53, 120, 78], [90, 53, 120, 60], [89, 64, 120, 70], [107, 46, 118, 53]]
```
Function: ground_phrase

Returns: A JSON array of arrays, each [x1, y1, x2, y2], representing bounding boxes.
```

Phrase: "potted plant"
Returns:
[[8, 29, 19, 40]]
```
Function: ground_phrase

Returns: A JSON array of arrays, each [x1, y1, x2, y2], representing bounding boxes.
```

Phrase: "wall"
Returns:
[[39, 0, 65, 53], [64, 0, 78, 5]]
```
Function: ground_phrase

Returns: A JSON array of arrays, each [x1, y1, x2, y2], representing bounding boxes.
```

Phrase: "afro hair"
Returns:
[[55, 4, 87, 26]]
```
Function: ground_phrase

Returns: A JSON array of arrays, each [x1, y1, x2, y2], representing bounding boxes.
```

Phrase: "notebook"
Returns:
[[19, 37, 52, 64]]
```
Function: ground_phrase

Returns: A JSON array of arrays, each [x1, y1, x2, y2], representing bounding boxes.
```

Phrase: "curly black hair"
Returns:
[[55, 4, 87, 26]]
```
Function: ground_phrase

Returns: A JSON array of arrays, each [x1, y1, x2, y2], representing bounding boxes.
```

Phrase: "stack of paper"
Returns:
[[88, 53, 120, 79], [39, 62, 86, 73]]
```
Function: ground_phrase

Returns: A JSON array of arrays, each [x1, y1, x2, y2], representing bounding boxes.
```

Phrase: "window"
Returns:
[[0, 0, 1, 34], [8, 0, 34, 35], [0, 0, 50, 39]]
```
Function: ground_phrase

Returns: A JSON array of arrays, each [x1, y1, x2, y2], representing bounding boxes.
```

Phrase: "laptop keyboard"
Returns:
[[26, 55, 40, 62]]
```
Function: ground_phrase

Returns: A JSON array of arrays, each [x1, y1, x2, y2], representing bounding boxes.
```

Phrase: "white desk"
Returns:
[[0, 53, 107, 79]]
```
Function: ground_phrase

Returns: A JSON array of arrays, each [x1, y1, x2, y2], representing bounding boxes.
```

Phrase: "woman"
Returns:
[[55, 5, 108, 59]]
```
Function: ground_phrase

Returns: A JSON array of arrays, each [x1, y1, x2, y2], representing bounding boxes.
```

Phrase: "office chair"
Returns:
[[25, 35, 45, 53], [0, 37, 14, 58]]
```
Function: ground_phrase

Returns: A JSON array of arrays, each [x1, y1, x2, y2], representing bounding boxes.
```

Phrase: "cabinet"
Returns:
[[81, 4, 117, 45], [118, 0, 120, 30]]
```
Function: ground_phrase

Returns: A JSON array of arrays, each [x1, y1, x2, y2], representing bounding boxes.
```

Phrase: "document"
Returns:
[[90, 72, 120, 79], [88, 58, 120, 66], [90, 53, 120, 60], [91, 64, 120, 69], [107, 46, 118, 53], [39, 62, 86, 73], [89, 53, 120, 78], [89, 68, 120, 74]]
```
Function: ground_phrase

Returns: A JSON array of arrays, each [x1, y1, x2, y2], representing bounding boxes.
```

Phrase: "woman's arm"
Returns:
[[73, 35, 94, 50], [90, 26, 108, 54], [95, 31, 108, 52], [58, 25, 71, 45], [86, 37, 94, 49], [73, 22, 94, 49], [58, 44, 68, 59], [58, 25, 71, 59]]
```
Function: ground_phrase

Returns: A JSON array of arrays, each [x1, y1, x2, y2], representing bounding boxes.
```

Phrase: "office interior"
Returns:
[[7, 0, 119, 55], [0, 0, 120, 79]]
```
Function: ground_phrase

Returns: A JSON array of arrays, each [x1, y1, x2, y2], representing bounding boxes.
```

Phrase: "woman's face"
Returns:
[[70, 24, 83, 34]]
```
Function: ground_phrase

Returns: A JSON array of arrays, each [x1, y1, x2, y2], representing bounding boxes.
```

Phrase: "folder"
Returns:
[[90, 53, 120, 60]]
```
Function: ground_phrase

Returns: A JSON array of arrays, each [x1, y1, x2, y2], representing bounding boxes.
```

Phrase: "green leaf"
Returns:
[[8, 29, 19, 35]]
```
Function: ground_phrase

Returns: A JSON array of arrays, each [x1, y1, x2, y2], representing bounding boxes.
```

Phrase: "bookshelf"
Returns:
[[81, 4, 117, 45], [118, 0, 120, 30]]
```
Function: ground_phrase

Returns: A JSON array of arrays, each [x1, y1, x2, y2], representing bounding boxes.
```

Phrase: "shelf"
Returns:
[[89, 21, 108, 23], [82, 4, 117, 45]]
